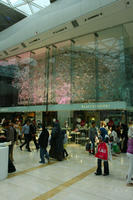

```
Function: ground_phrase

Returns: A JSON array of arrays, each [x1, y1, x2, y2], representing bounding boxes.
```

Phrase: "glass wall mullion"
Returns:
[[95, 34, 99, 101], [45, 48, 50, 112], [70, 40, 75, 104]]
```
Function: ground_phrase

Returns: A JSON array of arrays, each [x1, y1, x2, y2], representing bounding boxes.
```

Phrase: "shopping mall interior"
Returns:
[[0, 0, 133, 199]]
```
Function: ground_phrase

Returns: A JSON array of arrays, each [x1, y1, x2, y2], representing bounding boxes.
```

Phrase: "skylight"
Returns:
[[0, 0, 51, 16]]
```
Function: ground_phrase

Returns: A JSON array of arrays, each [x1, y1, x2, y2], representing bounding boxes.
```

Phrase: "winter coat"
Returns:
[[38, 129, 49, 148]]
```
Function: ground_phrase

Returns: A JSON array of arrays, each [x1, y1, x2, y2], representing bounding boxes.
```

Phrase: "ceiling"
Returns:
[[0, 0, 133, 59], [0, 0, 52, 32], [0, 3, 26, 32], [0, 0, 51, 16]]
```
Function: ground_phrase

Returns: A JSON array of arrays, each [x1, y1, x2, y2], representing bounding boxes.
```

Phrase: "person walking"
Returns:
[[29, 120, 39, 150], [20, 119, 31, 152], [49, 121, 64, 161], [62, 129, 68, 158], [38, 124, 49, 164], [18, 121, 22, 144], [89, 121, 98, 155]]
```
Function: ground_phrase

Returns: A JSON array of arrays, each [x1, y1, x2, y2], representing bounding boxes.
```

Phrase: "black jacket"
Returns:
[[30, 124, 36, 134], [38, 129, 49, 148]]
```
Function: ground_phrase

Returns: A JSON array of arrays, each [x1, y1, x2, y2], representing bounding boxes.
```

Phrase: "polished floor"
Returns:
[[0, 142, 133, 200]]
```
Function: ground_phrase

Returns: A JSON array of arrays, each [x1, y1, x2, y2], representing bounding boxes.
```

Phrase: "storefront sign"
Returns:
[[0, 101, 127, 113], [81, 102, 126, 110]]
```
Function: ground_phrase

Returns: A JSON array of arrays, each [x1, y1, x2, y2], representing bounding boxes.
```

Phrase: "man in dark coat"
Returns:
[[29, 120, 39, 150], [38, 124, 49, 164]]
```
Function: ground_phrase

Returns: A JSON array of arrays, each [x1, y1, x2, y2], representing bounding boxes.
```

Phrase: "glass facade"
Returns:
[[0, 0, 50, 16], [0, 24, 132, 108]]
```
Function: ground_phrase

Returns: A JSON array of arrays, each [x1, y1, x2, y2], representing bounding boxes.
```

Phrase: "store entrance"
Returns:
[[73, 111, 100, 129], [43, 111, 57, 127]]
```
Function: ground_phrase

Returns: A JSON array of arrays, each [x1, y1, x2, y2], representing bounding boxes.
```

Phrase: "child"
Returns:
[[38, 124, 49, 164], [95, 135, 109, 176]]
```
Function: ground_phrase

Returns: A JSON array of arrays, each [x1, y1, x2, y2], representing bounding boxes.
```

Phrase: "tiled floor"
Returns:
[[0, 142, 133, 200]]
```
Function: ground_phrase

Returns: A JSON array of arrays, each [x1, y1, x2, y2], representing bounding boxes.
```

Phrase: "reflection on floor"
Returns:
[[0, 142, 133, 200]]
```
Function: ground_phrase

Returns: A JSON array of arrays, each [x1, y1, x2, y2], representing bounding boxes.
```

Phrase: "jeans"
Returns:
[[32, 135, 39, 149], [127, 153, 133, 183], [96, 159, 109, 175], [40, 147, 49, 163], [20, 134, 30, 151], [90, 140, 95, 154]]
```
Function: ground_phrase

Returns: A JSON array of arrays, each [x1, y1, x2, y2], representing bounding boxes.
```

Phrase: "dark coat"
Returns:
[[49, 122, 64, 160], [38, 129, 49, 148], [29, 124, 36, 134]]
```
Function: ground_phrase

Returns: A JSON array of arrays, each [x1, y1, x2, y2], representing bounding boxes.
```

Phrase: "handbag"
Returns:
[[112, 143, 120, 153], [95, 142, 108, 160]]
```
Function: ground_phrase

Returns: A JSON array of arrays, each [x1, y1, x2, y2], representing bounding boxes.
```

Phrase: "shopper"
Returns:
[[9, 121, 17, 161], [126, 122, 133, 186], [89, 121, 98, 155], [121, 123, 128, 153], [14, 121, 20, 145], [2, 120, 16, 173], [18, 121, 22, 144], [49, 121, 64, 161], [110, 125, 120, 155], [62, 129, 68, 158], [20, 119, 31, 152], [38, 124, 49, 164], [116, 124, 122, 151], [95, 135, 109, 176], [29, 120, 39, 150], [99, 127, 108, 141], [3, 121, 15, 162]]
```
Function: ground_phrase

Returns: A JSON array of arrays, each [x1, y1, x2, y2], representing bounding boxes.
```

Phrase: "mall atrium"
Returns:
[[0, 0, 133, 200]]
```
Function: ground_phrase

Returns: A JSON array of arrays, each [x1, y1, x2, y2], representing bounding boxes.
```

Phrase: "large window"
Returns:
[[0, 24, 132, 107], [0, 0, 50, 16]]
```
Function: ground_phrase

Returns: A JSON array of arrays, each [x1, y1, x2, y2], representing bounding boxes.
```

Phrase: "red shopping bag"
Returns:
[[95, 142, 108, 160]]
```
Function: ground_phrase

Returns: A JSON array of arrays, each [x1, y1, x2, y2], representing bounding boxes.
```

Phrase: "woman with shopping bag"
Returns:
[[95, 135, 110, 176]]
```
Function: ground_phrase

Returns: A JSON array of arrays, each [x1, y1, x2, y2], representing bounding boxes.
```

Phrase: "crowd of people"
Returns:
[[0, 117, 133, 186], [0, 118, 69, 172], [87, 120, 128, 155], [86, 120, 133, 186]]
